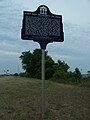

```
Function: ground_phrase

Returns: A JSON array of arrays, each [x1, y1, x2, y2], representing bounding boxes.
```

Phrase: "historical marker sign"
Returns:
[[21, 5, 64, 49], [21, 5, 64, 115]]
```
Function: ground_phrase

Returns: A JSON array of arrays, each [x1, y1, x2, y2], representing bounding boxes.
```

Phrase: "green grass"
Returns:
[[0, 76, 90, 120]]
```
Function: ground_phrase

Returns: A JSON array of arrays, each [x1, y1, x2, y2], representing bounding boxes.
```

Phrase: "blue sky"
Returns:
[[0, 0, 90, 74]]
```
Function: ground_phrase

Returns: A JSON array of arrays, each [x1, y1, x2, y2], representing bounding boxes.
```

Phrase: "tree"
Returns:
[[4, 69, 9, 75], [45, 55, 55, 79], [20, 49, 82, 83], [57, 60, 70, 72], [87, 70, 90, 75], [20, 51, 34, 77], [73, 68, 81, 83], [74, 68, 81, 78], [20, 49, 55, 79], [52, 60, 70, 83]]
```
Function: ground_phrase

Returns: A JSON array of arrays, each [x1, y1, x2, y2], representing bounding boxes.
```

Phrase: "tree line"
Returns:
[[20, 49, 83, 84]]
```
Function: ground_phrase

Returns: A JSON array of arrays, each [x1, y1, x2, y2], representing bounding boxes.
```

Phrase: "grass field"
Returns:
[[0, 76, 90, 120]]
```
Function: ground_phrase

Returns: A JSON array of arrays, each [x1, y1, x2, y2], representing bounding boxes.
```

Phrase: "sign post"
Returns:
[[21, 5, 64, 115], [42, 49, 45, 114]]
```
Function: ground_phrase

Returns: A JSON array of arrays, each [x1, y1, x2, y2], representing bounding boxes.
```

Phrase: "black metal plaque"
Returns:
[[21, 5, 64, 49]]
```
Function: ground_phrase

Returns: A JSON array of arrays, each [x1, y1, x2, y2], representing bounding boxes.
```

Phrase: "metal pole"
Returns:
[[42, 49, 45, 114]]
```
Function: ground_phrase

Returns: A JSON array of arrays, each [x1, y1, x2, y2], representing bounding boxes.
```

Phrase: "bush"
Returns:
[[52, 69, 68, 83], [19, 72, 29, 77], [14, 73, 19, 76], [51, 69, 82, 84]]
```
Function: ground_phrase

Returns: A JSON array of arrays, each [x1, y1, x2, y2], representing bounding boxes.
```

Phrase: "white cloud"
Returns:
[[0, 50, 19, 56]]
